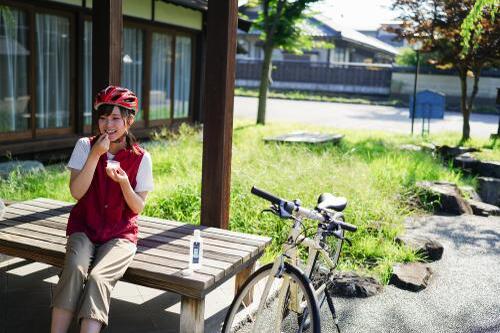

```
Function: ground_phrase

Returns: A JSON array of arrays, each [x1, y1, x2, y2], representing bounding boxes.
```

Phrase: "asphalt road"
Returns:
[[323, 214, 500, 333], [234, 96, 499, 138]]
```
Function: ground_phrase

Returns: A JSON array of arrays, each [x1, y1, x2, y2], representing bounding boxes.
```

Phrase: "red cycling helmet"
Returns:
[[93, 85, 139, 114]]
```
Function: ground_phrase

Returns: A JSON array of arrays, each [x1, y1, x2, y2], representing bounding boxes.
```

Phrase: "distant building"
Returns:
[[359, 22, 408, 49], [238, 6, 400, 64]]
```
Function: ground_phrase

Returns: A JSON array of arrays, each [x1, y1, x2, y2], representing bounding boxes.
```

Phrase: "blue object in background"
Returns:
[[409, 90, 445, 119]]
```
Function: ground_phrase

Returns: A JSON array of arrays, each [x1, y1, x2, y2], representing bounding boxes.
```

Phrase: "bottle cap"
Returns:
[[194, 229, 201, 238]]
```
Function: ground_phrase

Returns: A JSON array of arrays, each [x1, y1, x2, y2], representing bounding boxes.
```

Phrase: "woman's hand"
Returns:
[[90, 134, 110, 157], [105, 166, 129, 185], [106, 166, 147, 214]]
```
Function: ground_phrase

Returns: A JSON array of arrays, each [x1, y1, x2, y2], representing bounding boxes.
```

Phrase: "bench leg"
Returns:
[[235, 262, 255, 305], [180, 296, 205, 333]]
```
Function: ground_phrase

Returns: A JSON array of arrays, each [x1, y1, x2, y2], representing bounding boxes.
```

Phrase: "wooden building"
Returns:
[[0, 0, 242, 160], [1, 0, 240, 229]]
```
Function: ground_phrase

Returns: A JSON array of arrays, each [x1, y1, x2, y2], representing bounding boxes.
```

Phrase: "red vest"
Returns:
[[67, 137, 145, 244]]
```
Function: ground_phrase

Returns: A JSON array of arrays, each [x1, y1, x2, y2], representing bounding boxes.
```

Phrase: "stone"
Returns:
[[328, 272, 383, 298], [264, 132, 344, 144], [399, 144, 422, 152], [476, 161, 500, 178], [436, 145, 480, 161], [477, 177, 500, 207], [396, 235, 444, 261], [0, 160, 45, 178], [416, 181, 473, 215], [419, 142, 437, 153], [459, 185, 482, 202], [0, 199, 5, 219], [466, 199, 500, 217], [453, 153, 480, 173], [389, 263, 432, 292]]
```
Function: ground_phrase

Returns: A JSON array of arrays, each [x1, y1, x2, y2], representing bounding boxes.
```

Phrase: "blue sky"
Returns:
[[238, 0, 399, 31]]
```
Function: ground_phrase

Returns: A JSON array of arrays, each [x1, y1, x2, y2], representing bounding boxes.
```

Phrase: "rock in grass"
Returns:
[[396, 235, 444, 261], [390, 263, 432, 292], [0, 199, 5, 219], [399, 144, 422, 152], [453, 153, 480, 173], [466, 199, 500, 217], [436, 145, 479, 161], [459, 186, 482, 202], [416, 181, 473, 215], [477, 161, 500, 178], [0, 161, 45, 178], [329, 272, 383, 298], [477, 177, 500, 207]]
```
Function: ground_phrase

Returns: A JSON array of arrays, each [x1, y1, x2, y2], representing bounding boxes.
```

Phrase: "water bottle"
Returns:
[[189, 229, 203, 270]]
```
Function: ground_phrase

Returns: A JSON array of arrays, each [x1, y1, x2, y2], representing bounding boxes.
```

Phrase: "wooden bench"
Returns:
[[0, 198, 271, 333]]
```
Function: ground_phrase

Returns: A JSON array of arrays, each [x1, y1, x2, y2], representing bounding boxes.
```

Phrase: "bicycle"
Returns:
[[222, 186, 357, 333]]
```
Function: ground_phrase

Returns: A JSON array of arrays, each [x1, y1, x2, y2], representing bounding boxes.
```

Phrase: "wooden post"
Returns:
[[200, 0, 238, 230], [180, 296, 205, 333], [91, 0, 122, 134], [235, 262, 255, 305]]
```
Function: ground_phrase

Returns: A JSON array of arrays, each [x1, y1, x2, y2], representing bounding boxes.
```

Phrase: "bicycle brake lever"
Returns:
[[260, 208, 277, 215], [344, 237, 352, 246]]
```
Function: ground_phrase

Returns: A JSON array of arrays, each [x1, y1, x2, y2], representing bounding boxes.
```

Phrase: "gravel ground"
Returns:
[[325, 214, 500, 333]]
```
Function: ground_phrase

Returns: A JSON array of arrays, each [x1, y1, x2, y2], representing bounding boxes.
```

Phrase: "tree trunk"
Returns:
[[256, 43, 274, 125], [459, 71, 470, 142]]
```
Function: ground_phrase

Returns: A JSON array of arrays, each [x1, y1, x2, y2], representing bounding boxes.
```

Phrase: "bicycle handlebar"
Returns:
[[251, 186, 282, 205], [251, 186, 357, 232]]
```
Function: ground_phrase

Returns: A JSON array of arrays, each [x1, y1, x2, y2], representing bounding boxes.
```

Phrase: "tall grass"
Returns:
[[1, 122, 495, 283]]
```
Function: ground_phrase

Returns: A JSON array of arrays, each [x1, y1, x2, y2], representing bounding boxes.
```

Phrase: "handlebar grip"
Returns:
[[337, 220, 357, 232], [251, 186, 282, 205]]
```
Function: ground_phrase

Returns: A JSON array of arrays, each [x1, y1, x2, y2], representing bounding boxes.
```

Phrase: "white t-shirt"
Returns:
[[67, 137, 154, 193]]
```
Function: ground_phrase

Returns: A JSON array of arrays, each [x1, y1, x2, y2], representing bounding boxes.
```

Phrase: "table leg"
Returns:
[[235, 262, 255, 305], [180, 296, 205, 333]]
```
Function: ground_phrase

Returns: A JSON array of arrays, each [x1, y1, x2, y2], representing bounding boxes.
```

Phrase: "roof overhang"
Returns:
[[161, 0, 252, 32]]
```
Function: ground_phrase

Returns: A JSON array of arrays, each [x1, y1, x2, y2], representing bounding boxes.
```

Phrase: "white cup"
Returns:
[[106, 160, 120, 170]]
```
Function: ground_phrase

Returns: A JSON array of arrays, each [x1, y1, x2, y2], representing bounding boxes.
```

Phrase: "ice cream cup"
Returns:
[[106, 160, 120, 170]]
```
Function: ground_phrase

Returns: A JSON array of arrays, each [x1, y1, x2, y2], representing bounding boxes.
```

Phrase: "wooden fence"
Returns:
[[235, 60, 393, 95]]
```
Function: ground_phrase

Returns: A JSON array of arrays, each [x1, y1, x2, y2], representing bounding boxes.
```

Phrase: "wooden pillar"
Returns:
[[180, 296, 205, 333], [91, 0, 122, 133], [200, 0, 238, 229]]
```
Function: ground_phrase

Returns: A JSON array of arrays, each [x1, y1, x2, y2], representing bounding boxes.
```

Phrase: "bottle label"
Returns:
[[193, 242, 200, 264]]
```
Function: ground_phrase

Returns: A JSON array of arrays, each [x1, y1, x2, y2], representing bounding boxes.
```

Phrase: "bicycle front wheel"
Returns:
[[222, 262, 321, 333]]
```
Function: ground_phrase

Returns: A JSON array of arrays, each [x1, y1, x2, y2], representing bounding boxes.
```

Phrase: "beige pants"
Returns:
[[52, 232, 136, 326]]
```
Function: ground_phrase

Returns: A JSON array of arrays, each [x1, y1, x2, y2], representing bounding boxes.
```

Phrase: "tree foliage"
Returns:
[[460, 0, 499, 54], [246, 0, 325, 125], [395, 47, 439, 66], [391, 0, 500, 140]]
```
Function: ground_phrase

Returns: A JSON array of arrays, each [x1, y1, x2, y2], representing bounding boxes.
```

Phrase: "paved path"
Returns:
[[234, 96, 499, 138], [1, 214, 499, 333], [323, 214, 500, 333]]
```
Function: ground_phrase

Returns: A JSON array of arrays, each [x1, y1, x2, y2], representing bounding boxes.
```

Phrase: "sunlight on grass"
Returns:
[[1, 121, 497, 283]]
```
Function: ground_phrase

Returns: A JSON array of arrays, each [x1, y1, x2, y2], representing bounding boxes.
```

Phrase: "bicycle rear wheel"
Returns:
[[222, 262, 321, 333]]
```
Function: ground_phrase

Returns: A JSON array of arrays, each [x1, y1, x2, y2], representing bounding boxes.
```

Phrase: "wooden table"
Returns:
[[0, 198, 271, 333]]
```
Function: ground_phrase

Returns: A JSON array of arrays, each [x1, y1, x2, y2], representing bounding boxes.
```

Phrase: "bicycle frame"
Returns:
[[253, 211, 344, 332]]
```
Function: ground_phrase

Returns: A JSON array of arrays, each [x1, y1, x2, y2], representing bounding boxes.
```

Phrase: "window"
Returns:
[[149, 32, 172, 121], [35, 13, 71, 129], [122, 26, 143, 121], [174, 36, 191, 119], [83, 20, 92, 126], [0, 7, 29, 133]]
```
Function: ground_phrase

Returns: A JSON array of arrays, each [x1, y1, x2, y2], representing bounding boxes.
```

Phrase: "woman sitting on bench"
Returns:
[[50, 86, 154, 333]]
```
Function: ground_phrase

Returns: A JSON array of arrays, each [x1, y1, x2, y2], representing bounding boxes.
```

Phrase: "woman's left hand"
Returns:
[[106, 166, 130, 185]]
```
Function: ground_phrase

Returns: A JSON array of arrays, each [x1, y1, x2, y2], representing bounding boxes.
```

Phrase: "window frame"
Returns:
[[0, 1, 75, 142]]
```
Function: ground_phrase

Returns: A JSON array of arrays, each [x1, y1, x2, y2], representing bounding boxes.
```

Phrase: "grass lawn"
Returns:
[[1, 122, 498, 283]]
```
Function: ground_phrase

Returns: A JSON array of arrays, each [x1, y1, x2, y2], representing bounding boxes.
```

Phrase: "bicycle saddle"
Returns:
[[316, 193, 347, 212]]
